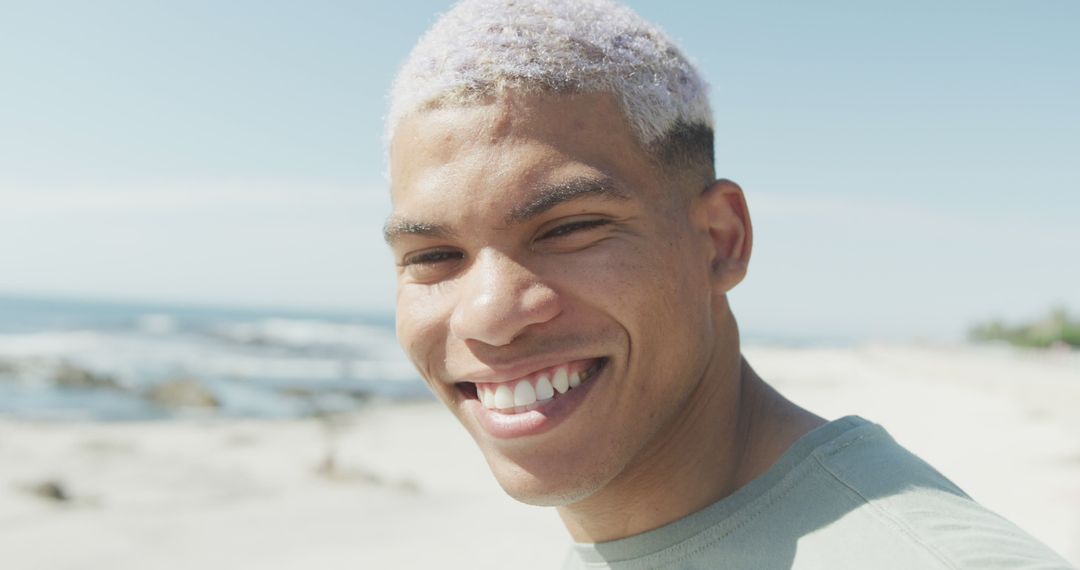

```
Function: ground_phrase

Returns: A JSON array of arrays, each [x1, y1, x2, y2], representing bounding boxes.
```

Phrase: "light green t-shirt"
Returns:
[[564, 416, 1074, 569]]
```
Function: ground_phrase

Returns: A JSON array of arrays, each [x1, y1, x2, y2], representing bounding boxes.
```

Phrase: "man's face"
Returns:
[[387, 92, 720, 505]]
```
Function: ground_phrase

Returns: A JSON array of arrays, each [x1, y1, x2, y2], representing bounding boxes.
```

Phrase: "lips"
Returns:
[[473, 358, 602, 413], [457, 357, 607, 439]]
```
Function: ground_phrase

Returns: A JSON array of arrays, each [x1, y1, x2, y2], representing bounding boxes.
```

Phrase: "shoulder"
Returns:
[[805, 419, 1074, 569], [562, 418, 1074, 570]]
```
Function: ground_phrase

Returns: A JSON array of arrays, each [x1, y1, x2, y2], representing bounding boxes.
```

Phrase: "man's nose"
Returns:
[[448, 250, 561, 347]]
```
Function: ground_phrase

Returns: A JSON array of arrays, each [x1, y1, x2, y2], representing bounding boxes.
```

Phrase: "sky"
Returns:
[[1, 1, 1077, 342]]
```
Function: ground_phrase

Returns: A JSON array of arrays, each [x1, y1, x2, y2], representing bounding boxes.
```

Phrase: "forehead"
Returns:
[[388, 92, 659, 216]]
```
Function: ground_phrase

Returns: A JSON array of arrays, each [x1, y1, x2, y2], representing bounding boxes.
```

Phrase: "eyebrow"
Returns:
[[383, 219, 455, 245], [384, 176, 629, 245], [505, 176, 629, 225]]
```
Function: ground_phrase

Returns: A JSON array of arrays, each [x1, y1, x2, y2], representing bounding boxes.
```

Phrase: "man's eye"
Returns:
[[402, 250, 463, 266], [540, 219, 611, 240]]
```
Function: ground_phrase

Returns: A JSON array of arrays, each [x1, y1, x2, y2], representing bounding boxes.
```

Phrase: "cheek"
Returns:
[[395, 286, 453, 378], [560, 232, 711, 380], [553, 236, 702, 315]]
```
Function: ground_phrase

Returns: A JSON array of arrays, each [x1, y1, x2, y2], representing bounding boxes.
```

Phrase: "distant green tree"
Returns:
[[970, 306, 1080, 348]]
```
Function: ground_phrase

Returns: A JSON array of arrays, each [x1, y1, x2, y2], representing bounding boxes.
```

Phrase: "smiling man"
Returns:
[[383, 1, 1072, 568]]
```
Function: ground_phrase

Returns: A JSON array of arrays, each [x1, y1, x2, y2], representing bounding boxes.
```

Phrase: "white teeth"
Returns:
[[552, 368, 569, 394], [494, 384, 514, 409], [535, 375, 554, 401], [477, 362, 600, 411], [513, 380, 537, 407]]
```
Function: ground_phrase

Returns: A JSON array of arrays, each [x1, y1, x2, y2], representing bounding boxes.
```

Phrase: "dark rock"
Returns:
[[348, 390, 372, 403], [280, 386, 317, 399], [27, 480, 70, 502], [145, 377, 220, 409], [53, 364, 121, 390]]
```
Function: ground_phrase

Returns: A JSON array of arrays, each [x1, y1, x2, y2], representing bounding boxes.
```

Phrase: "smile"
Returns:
[[468, 358, 606, 414]]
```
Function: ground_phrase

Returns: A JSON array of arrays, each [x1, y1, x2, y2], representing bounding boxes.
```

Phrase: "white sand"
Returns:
[[1, 343, 1077, 569]]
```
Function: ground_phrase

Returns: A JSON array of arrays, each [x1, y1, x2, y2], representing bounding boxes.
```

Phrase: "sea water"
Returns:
[[0, 295, 428, 421]]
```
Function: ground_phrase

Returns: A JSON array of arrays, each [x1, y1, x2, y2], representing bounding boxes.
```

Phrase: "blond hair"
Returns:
[[387, 0, 714, 176]]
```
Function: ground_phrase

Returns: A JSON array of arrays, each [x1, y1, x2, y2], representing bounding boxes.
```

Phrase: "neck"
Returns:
[[556, 317, 824, 543]]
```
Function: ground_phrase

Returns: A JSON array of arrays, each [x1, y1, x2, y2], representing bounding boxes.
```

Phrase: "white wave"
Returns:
[[0, 331, 107, 356], [137, 314, 177, 335], [0, 327, 417, 385], [211, 318, 401, 351]]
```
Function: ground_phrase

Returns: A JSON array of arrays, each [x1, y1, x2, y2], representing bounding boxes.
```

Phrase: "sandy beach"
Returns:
[[1, 343, 1077, 569]]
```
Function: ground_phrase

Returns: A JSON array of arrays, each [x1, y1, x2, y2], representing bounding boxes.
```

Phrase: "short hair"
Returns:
[[387, 0, 715, 182]]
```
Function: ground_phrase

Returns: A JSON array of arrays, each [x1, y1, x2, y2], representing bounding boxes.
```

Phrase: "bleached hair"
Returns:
[[387, 0, 715, 177]]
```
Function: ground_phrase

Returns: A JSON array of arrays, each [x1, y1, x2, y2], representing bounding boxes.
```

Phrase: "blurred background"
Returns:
[[0, 1, 1077, 568]]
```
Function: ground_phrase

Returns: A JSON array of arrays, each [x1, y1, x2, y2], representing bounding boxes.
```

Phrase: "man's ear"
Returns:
[[696, 179, 753, 294]]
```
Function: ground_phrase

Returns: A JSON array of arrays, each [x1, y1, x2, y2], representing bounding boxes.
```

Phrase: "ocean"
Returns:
[[0, 295, 428, 421]]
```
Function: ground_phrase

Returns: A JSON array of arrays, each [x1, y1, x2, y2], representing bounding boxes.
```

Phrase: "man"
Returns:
[[382, 1, 1073, 568]]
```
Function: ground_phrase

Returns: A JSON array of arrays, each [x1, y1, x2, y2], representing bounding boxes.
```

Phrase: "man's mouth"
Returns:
[[458, 358, 607, 414]]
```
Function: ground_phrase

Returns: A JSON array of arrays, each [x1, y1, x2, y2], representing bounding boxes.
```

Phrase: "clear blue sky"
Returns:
[[1, 1, 1077, 341]]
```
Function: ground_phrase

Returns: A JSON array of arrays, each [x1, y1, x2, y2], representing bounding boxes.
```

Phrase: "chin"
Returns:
[[494, 470, 600, 507], [483, 449, 616, 507]]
